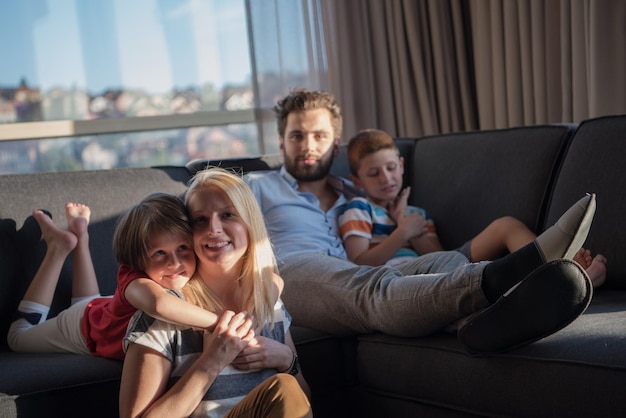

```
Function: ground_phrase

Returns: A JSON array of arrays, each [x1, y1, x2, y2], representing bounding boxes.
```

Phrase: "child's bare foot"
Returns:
[[586, 254, 607, 288], [33, 209, 77, 255], [573, 248, 607, 288], [573, 248, 592, 267], [65, 203, 91, 237]]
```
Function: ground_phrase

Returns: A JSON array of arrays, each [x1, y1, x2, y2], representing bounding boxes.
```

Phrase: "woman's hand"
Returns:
[[200, 311, 255, 370], [231, 335, 293, 372]]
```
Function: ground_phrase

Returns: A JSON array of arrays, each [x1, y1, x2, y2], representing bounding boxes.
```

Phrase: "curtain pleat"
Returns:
[[320, 0, 626, 135], [321, 0, 478, 139], [587, 1, 626, 117]]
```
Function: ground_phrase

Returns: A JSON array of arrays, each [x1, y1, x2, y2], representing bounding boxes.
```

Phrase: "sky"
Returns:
[[0, 0, 252, 94]]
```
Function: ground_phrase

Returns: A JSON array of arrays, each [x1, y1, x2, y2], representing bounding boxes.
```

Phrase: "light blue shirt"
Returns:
[[244, 166, 358, 261]]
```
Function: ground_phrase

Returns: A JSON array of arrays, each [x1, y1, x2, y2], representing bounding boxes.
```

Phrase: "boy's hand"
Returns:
[[397, 210, 429, 242], [388, 187, 410, 221], [390, 187, 429, 241]]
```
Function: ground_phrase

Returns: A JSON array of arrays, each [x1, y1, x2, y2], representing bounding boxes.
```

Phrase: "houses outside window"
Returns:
[[0, 0, 327, 174]]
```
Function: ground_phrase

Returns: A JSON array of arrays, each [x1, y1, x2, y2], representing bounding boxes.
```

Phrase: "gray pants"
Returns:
[[279, 251, 489, 337]]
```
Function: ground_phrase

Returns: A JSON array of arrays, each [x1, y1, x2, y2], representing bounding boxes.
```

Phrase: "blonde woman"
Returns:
[[120, 167, 311, 418]]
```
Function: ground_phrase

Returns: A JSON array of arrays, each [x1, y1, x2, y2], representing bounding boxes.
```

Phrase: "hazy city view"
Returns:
[[0, 77, 265, 174], [0, 0, 320, 174]]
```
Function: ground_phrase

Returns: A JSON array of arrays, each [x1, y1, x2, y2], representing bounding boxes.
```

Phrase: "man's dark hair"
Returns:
[[274, 88, 343, 138]]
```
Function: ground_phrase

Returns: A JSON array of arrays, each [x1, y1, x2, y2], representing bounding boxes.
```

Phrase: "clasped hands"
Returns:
[[202, 310, 292, 373]]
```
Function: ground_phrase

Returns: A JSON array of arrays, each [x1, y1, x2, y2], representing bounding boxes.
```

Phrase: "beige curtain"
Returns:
[[470, 0, 626, 127], [321, 0, 477, 140], [321, 0, 626, 138]]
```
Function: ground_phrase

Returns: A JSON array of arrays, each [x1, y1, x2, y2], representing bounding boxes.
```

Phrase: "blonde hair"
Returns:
[[347, 129, 399, 176], [112, 193, 192, 272], [184, 167, 278, 329]]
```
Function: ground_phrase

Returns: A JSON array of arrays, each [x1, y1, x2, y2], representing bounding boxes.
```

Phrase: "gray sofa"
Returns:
[[1, 114, 626, 417]]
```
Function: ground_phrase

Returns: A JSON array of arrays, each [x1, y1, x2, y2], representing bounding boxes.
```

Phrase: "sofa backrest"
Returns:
[[407, 124, 577, 251], [544, 114, 626, 290], [187, 154, 284, 175], [0, 166, 191, 347]]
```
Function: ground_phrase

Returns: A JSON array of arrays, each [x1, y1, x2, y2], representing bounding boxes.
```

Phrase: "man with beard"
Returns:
[[243, 88, 595, 355]]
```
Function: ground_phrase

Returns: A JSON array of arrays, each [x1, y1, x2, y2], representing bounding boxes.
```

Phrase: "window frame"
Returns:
[[0, 108, 276, 154]]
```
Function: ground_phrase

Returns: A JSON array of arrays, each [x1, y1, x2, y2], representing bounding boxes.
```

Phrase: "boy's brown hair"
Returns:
[[347, 129, 399, 176]]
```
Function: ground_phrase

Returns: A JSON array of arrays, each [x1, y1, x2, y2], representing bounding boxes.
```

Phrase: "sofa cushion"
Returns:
[[0, 352, 121, 418], [545, 115, 626, 289], [408, 125, 576, 251], [356, 291, 626, 417]]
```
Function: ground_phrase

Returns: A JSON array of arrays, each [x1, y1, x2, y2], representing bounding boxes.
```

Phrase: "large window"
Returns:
[[0, 0, 327, 174]]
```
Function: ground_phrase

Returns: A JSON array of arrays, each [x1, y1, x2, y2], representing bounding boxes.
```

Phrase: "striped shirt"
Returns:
[[124, 291, 292, 417], [338, 196, 436, 258]]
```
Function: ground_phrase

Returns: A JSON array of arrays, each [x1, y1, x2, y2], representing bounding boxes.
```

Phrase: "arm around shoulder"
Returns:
[[125, 278, 218, 329]]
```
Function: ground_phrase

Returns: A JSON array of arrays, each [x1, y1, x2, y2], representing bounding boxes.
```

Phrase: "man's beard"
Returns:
[[284, 148, 335, 182]]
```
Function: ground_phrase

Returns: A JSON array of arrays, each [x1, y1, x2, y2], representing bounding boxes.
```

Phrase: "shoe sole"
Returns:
[[457, 260, 592, 356]]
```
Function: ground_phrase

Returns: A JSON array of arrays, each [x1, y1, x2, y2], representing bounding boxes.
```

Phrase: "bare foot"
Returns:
[[586, 254, 607, 288], [573, 248, 592, 267], [33, 209, 77, 255], [65, 203, 91, 238], [573, 248, 607, 288]]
